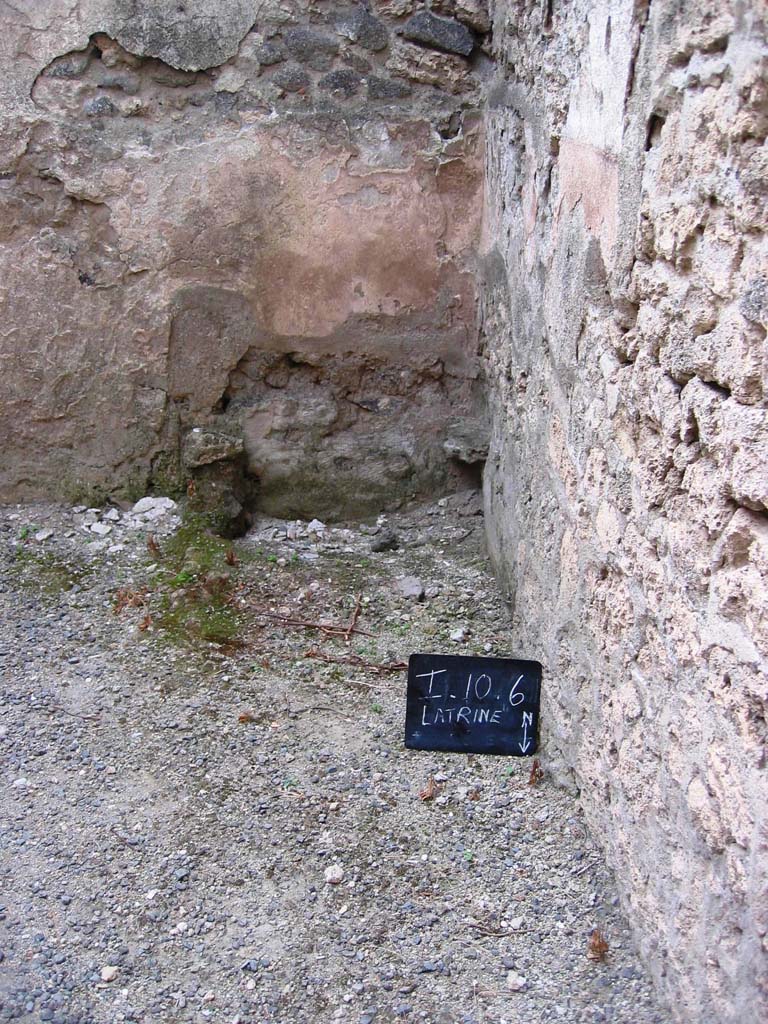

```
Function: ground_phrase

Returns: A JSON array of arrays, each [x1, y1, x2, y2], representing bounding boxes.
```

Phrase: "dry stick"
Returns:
[[289, 704, 348, 717], [345, 592, 362, 641], [305, 647, 408, 676], [469, 922, 509, 937], [573, 858, 600, 876], [251, 608, 374, 637]]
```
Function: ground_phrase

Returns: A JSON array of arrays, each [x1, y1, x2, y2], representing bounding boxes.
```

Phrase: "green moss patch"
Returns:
[[7, 548, 92, 597], [144, 512, 252, 651]]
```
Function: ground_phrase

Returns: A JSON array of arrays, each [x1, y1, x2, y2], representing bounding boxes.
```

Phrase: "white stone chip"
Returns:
[[131, 496, 177, 515], [324, 863, 344, 885], [506, 971, 527, 992]]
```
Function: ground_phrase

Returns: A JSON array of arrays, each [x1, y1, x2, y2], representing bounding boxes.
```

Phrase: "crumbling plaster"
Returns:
[[0, 0, 487, 518]]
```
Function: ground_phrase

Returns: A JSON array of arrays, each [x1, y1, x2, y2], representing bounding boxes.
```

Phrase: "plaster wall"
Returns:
[[0, 0, 488, 522]]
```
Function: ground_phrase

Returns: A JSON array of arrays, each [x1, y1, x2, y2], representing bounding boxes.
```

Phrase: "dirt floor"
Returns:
[[0, 492, 669, 1024]]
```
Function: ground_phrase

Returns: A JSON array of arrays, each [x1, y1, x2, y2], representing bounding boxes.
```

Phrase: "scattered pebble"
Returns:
[[324, 863, 345, 885], [371, 530, 399, 552], [0, 494, 666, 1024], [131, 495, 177, 517], [507, 971, 527, 992], [395, 576, 424, 601]]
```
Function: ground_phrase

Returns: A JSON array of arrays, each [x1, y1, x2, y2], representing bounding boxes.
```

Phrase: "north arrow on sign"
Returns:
[[519, 711, 533, 753]]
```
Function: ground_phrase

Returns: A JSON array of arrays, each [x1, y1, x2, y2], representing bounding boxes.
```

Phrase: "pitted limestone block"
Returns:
[[453, 0, 491, 33], [182, 429, 245, 469], [104, 0, 257, 71], [443, 425, 489, 464], [386, 39, 476, 95], [483, 4, 768, 1021]]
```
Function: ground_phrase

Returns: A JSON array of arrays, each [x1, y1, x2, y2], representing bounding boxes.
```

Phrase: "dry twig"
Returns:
[[290, 705, 348, 717], [345, 593, 362, 641], [305, 647, 407, 675], [251, 607, 373, 638]]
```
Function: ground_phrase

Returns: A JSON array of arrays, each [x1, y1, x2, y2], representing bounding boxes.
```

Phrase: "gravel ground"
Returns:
[[0, 493, 669, 1024]]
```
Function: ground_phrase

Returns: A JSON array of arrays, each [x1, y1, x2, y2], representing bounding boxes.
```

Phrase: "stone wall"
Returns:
[[0, 0, 490, 525], [481, 1, 767, 1021]]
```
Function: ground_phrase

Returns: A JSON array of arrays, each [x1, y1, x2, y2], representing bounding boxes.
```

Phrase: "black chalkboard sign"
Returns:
[[404, 653, 541, 756]]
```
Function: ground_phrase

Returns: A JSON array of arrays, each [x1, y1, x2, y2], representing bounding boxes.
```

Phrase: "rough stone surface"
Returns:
[[106, 0, 259, 71], [0, 0, 486, 520], [394, 575, 425, 601], [336, 9, 390, 53], [482, 2, 768, 1023], [182, 429, 244, 469], [402, 11, 475, 56], [318, 68, 363, 98], [283, 26, 340, 71], [367, 74, 412, 100]]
